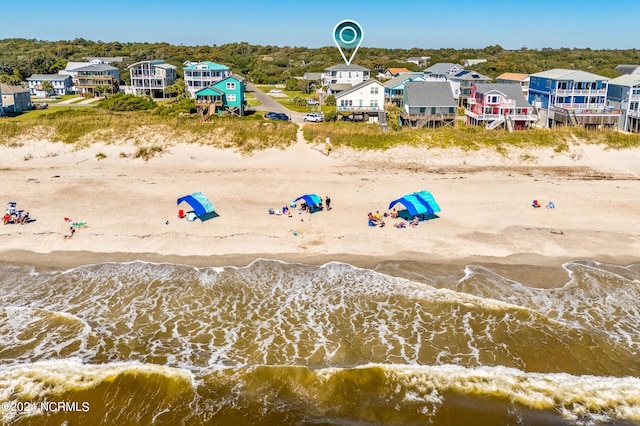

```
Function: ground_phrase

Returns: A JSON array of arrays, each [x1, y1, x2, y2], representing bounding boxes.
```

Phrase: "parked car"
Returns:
[[307, 99, 319, 105], [265, 112, 289, 121], [303, 112, 324, 122], [269, 89, 282, 93]]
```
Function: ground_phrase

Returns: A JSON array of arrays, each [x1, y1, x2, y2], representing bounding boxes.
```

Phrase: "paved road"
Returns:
[[245, 83, 307, 125]]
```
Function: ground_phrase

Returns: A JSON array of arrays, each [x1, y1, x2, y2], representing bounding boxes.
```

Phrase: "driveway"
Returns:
[[245, 83, 306, 125]]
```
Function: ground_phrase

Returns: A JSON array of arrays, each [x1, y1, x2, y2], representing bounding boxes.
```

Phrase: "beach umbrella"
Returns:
[[294, 194, 322, 207], [177, 192, 218, 221], [389, 191, 441, 218]]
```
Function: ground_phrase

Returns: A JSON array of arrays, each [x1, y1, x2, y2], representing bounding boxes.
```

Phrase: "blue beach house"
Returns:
[[528, 69, 619, 128], [606, 73, 640, 133], [184, 61, 231, 98], [383, 73, 425, 107], [195, 74, 246, 119]]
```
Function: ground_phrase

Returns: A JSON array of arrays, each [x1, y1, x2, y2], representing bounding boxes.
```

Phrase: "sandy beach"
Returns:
[[1, 127, 640, 272]]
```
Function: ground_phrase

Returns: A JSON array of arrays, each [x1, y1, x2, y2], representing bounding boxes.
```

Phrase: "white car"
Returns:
[[269, 89, 282, 93], [303, 113, 324, 122]]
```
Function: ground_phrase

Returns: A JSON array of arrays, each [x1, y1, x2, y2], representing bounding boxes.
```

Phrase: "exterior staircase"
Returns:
[[378, 111, 388, 133], [485, 117, 505, 130]]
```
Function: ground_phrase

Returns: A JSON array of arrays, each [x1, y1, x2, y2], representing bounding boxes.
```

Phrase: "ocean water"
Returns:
[[0, 259, 639, 425]]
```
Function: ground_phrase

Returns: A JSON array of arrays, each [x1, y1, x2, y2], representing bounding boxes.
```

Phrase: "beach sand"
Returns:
[[1, 128, 640, 283]]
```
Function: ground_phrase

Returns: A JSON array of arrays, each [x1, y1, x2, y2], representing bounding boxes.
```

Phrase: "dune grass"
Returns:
[[0, 107, 297, 153], [303, 121, 640, 152]]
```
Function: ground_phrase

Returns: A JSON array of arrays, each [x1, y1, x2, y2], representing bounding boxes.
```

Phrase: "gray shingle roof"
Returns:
[[450, 70, 492, 82], [404, 81, 457, 107], [0, 83, 29, 94], [72, 64, 118, 72], [473, 83, 532, 108], [325, 64, 370, 72], [614, 65, 640, 75], [27, 74, 71, 82], [423, 63, 463, 75], [608, 74, 640, 87], [530, 68, 608, 82]]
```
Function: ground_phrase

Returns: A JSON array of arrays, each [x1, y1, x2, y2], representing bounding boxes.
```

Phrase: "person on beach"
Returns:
[[410, 216, 419, 227], [389, 208, 397, 218], [64, 227, 75, 239], [325, 196, 331, 210]]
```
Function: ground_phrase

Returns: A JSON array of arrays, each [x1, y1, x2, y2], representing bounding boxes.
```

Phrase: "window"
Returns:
[[371, 86, 378, 94], [226, 82, 236, 90], [370, 100, 378, 108], [546, 80, 551, 89], [227, 94, 236, 102]]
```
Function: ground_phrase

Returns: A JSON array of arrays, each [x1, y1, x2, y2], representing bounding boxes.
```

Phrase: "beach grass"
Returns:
[[0, 107, 297, 153], [303, 122, 640, 151]]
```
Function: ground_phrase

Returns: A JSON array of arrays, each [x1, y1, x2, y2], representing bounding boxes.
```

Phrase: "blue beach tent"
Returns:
[[388, 191, 441, 220], [177, 192, 218, 221], [294, 194, 323, 212]]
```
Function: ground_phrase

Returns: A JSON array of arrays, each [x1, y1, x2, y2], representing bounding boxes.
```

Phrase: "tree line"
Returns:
[[1, 38, 639, 86]]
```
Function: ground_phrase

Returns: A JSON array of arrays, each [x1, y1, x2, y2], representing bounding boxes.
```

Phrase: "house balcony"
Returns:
[[73, 77, 117, 88], [337, 105, 382, 112], [551, 106, 620, 125], [552, 88, 606, 96], [627, 109, 640, 118], [132, 80, 167, 88], [551, 104, 618, 115], [465, 110, 537, 122], [401, 111, 456, 121]]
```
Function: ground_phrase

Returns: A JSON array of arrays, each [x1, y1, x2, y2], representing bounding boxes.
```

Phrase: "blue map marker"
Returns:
[[333, 20, 364, 66]]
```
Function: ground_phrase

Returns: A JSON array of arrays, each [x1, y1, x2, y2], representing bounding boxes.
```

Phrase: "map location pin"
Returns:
[[333, 20, 364, 66]]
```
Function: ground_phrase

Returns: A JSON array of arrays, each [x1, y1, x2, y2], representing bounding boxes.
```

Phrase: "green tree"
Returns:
[[325, 94, 336, 106], [41, 80, 54, 97], [165, 78, 187, 98], [0, 69, 22, 85]]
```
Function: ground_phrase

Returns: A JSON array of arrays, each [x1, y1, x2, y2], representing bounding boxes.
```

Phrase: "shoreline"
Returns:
[[2, 249, 639, 290]]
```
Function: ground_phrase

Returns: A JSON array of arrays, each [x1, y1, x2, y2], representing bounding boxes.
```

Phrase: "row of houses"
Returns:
[[303, 62, 640, 133], [13, 53, 640, 133]]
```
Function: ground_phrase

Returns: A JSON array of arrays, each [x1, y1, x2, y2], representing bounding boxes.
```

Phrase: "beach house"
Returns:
[[322, 64, 370, 94], [606, 73, 640, 133], [382, 68, 412, 79], [406, 56, 430, 67], [27, 74, 73, 97], [400, 81, 457, 128], [449, 70, 492, 107], [496, 72, 530, 98], [423, 63, 464, 81], [383, 73, 425, 106], [70, 63, 120, 95], [528, 68, 619, 128], [183, 61, 231, 98], [128, 60, 177, 98], [465, 83, 537, 131], [334, 79, 386, 123], [194, 74, 246, 119], [1, 84, 32, 113]]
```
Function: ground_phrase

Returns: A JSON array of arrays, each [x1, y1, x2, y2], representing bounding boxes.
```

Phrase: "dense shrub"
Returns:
[[98, 93, 157, 111]]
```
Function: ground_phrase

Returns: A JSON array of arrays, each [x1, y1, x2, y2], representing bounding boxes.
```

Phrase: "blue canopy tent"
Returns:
[[294, 194, 323, 213], [177, 192, 218, 221], [388, 191, 441, 221]]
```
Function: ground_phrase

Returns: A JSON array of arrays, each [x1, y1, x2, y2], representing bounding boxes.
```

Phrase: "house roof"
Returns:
[[336, 79, 385, 98], [407, 56, 430, 61], [464, 59, 487, 66], [27, 74, 71, 82], [183, 61, 230, 71], [496, 72, 529, 82], [64, 62, 92, 71], [73, 64, 118, 72], [404, 81, 457, 107], [127, 60, 175, 70], [84, 56, 130, 63], [614, 65, 640, 75], [423, 63, 463, 75], [383, 73, 424, 89], [213, 74, 246, 87], [450, 70, 492, 82], [325, 63, 370, 72], [386, 67, 411, 75], [304, 72, 323, 80], [530, 68, 608, 82], [195, 86, 224, 96], [608, 74, 640, 87], [0, 83, 29, 94], [474, 83, 532, 108], [328, 84, 353, 92]]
